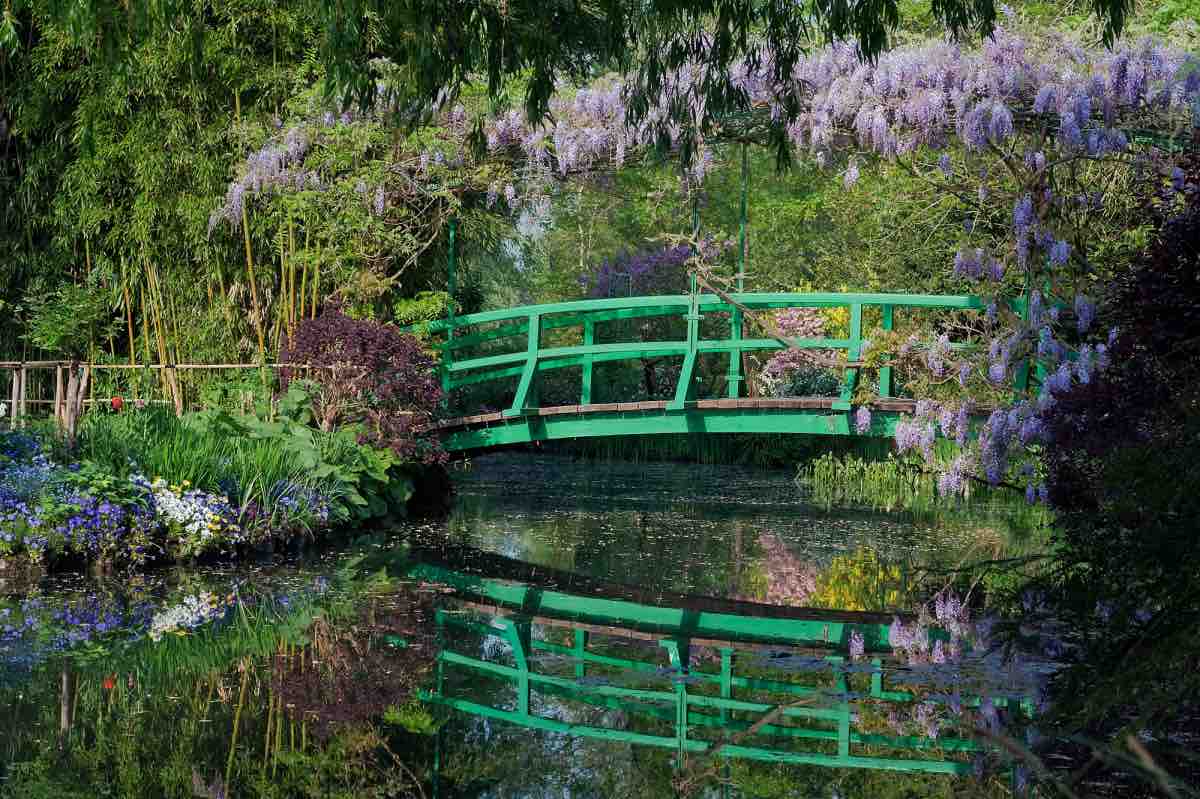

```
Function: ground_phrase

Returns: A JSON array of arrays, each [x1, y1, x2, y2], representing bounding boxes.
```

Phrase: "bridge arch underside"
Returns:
[[434, 398, 917, 453]]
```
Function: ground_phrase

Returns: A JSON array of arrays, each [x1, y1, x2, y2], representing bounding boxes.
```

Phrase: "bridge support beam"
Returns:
[[505, 313, 541, 418], [669, 277, 702, 411]]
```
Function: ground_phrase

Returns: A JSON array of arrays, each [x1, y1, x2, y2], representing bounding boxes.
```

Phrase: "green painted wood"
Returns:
[[418, 290, 996, 448], [880, 305, 894, 397], [581, 320, 595, 404], [720, 648, 733, 726], [441, 407, 874, 451], [446, 337, 853, 383], [573, 629, 588, 680], [406, 562, 897, 649], [833, 304, 863, 412], [419, 693, 971, 775], [668, 350, 697, 411], [526, 676, 978, 754], [504, 313, 541, 418], [727, 309, 743, 398], [426, 598, 997, 777], [441, 218, 457, 406], [417, 292, 984, 331]]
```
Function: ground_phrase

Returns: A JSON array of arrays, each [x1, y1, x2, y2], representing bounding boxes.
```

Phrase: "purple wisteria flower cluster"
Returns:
[[760, 306, 828, 385], [581, 245, 692, 298]]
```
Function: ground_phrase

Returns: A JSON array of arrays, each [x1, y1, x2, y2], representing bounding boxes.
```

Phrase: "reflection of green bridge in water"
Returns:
[[422, 292, 988, 452], [401, 552, 1029, 778]]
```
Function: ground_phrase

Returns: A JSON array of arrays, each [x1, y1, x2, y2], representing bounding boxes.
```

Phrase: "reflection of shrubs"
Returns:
[[281, 305, 445, 464], [809, 547, 905, 612], [273, 585, 437, 740]]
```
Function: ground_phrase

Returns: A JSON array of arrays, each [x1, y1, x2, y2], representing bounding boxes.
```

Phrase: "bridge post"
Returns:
[[669, 281, 701, 411], [879, 305, 893, 397], [726, 307, 743, 398], [441, 217, 457, 409], [660, 638, 691, 762], [505, 313, 541, 418], [581, 319, 595, 404], [573, 629, 589, 680], [833, 303, 863, 412]]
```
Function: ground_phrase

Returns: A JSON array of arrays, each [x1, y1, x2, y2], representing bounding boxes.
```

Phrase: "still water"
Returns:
[[0, 454, 1041, 798]]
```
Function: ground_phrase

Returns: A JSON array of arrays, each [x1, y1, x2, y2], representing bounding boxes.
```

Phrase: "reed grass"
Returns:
[[797, 452, 1053, 535], [74, 407, 329, 530]]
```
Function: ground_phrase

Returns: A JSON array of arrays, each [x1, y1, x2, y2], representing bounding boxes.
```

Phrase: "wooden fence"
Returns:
[[0, 361, 317, 431]]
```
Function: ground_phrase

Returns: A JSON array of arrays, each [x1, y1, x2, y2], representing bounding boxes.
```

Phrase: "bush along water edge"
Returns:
[[0, 396, 444, 574]]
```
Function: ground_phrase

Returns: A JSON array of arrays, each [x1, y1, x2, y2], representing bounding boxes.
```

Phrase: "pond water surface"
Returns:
[[0, 454, 1043, 798]]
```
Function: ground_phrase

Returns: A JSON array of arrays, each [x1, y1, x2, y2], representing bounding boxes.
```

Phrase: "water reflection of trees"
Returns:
[[0, 586, 440, 798]]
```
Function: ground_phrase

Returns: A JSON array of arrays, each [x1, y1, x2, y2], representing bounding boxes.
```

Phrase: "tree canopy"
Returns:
[[3, 0, 1138, 163]]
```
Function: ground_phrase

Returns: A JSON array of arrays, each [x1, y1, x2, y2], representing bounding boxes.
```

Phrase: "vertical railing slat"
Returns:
[[726, 307, 743, 398], [834, 303, 863, 411], [879, 304, 894, 398], [581, 319, 594, 405]]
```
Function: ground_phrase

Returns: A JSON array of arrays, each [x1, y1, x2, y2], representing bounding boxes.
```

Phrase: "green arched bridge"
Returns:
[[422, 292, 986, 452]]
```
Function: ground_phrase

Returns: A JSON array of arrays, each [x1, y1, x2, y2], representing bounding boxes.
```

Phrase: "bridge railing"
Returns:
[[422, 607, 991, 774], [418, 292, 984, 418]]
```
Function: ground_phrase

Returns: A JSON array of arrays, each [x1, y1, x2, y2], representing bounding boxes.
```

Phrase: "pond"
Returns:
[[0, 453, 1048, 798]]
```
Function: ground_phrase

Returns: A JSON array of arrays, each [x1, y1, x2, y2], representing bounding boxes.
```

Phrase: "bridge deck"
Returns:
[[433, 396, 920, 434]]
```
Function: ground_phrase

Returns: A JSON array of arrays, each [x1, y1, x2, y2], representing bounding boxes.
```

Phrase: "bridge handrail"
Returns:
[[416, 291, 989, 419], [418, 291, 985, 338]]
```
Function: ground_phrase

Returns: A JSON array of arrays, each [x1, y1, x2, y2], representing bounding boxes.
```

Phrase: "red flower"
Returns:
[[102, 674, 116, 690], [110, 396, 124, 412]]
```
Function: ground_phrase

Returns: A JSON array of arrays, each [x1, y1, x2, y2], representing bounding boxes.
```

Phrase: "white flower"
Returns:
[[148, 592, 229, 641]]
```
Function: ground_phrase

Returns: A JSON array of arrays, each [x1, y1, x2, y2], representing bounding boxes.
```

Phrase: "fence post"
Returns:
[[54, 365, 65, 430], [7, 367, 17, 428], [17, 365, 27, 428]]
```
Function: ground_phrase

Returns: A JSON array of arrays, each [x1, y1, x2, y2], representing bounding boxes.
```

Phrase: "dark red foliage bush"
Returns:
[[1042, 154, 1200, 514], [280, 306, 445, 464], [1028, 154, 1200, 756]]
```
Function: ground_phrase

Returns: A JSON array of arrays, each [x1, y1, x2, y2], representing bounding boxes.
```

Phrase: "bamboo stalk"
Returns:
[[145, 262, 183, 415], [311, 238, 321, 319], [225, 664, 250, 788], [262, 682, 274, 774], [273, 228, 287, 351], [242, 206, 268, 363], [298, 226, 310, 330], [288, 218, 297, 336], [121, 260, 137, 368], [272, 692, 283, 778]]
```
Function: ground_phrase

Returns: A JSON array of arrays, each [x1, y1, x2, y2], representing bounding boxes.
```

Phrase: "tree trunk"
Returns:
[[64, 362, 90, 449], [59, 667, 76, 745]]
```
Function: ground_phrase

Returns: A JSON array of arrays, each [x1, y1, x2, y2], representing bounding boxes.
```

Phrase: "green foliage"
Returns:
[[22, 278, 120, 357], [381, 700, 439, 735], [393, 290, 457, 327]]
